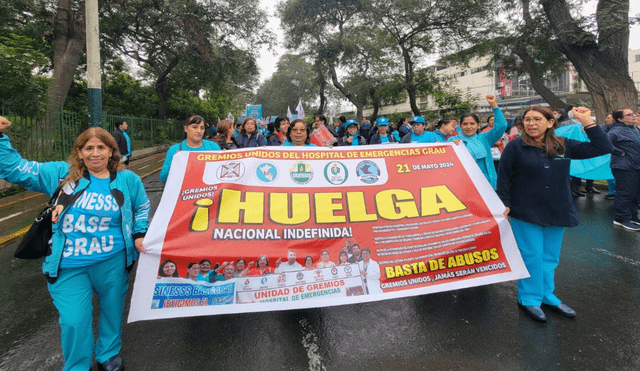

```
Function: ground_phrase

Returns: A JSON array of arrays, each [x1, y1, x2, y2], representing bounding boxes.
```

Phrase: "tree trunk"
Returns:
[[514, 45, 570, 110], [315, 62, 327, 115], [401, 45, 420, 116], [328, 63, 363, 122], [46, 0, 86, 140], [369, 86, 380, 122], [155, 77, 170, 120], [540, 0, 638, 124]]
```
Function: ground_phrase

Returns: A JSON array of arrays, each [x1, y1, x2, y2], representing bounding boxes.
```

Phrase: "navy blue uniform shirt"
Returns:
[[497, 125, 612, 227]]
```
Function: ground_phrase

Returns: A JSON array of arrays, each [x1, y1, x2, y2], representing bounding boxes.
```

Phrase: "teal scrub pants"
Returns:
[[47, 250, 129, 371], [510, 218, 565, 307]]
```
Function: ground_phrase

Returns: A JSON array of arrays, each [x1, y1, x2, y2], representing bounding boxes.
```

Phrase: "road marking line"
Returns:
[[0, 211, 25, 223], [0, 193, 42, 209], [0, 225, 31, 245], [299, 318, 325, 371], [593, 248, 640, 266], [141, 167, 163, 179], [139, 165, 150, 170]]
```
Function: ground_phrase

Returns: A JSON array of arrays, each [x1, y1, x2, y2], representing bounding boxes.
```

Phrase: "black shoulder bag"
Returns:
[[14, 184, 82, 260]]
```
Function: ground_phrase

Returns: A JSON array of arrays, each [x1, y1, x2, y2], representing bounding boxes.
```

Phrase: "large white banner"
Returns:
[[129, 143, 528, 322]]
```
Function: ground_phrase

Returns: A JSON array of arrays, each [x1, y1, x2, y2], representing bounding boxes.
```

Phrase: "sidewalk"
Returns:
[[0, 145, 168, 248]]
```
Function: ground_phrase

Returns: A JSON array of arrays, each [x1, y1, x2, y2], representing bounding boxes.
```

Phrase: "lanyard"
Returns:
[[627, 125, 640, 144]]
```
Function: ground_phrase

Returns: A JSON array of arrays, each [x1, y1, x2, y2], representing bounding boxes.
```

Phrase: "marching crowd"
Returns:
[[1, 95, 639, 370]]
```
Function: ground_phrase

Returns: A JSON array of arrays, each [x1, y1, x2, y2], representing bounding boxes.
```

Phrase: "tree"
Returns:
[[539, 0, 638, 123], [279, 0, 368, 121], [364, 0, 493, 116], [100, 0, 271, 119], [255, 54, 317, 117]]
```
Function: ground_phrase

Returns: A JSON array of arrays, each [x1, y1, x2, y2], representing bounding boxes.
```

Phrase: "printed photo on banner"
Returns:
[[129, 144, 528, 322]]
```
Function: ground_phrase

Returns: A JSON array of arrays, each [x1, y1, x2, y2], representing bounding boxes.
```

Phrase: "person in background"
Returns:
[[213, 120, 240, 150], [0, 117, 150, 371], [337, 115, 348, 137], [111, 120, 132, 166], [603, 113, 616, 200], [267, 116, 290, 146], [313, 114, 339, 138], [369, 117, 397, 144], [497, 106, 612, 323], [448, 95, 507, 189], [401, 116, 437, 143], [359, 117, 373, 142], [397, 117, 411, 140], [236, 117, 267, 148], [160, 116, 221, 183], [608, 108, 640, 231], [338, 120, 367, 146], [434, 118, 458, 142]]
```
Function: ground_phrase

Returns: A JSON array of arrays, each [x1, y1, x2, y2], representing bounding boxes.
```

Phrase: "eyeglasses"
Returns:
[[523, 117, 545, 124], [623, 112, 639, 118]]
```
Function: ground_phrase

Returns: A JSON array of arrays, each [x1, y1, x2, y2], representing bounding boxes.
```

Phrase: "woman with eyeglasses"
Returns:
[[497, 106, 612, 323], [607, 108, 640, 231], [160, 116, 221, 183], [283, 119, 317, 147]]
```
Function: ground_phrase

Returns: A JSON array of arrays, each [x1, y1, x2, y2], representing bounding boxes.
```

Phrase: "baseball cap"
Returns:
[[346, 119, 358, 128], [409, 116, 426, 125], [376, 117, 389, 126]]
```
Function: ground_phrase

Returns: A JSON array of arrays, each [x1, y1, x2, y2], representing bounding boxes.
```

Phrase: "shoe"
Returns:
[[613, 220, 640, 231], [604, 194, 615, 200], [577, 187, 587, 193], [542, 303, 576, 318], [571, 190, 586, 198], [97, 355, 124, 371], [631, 215, 640, 226], [585, 187, 601, 194], [518, 303, 547, 323]]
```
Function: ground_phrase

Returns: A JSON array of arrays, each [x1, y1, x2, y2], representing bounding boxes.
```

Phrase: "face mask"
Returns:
[[554, 115, 560, 120]]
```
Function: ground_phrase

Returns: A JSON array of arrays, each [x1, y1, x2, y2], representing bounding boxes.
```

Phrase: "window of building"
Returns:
[[636, 54, 640, 62]]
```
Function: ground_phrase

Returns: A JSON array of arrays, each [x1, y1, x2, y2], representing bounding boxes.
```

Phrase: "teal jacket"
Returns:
[[448, 107, 507, 189], [0, 134, 150, 281]]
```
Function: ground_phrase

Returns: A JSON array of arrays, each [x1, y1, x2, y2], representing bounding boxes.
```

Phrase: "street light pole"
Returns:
[[86, 0, 102, 127]]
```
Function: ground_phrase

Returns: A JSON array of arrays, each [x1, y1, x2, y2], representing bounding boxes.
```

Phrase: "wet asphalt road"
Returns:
[[1, 175, 639, 371]]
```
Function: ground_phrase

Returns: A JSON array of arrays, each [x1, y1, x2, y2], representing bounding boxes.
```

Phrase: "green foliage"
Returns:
[[0, 33, 49, 115], [0, 185, 27, 198], [256, 54, 318, 117], [425, 88, 479, 121]]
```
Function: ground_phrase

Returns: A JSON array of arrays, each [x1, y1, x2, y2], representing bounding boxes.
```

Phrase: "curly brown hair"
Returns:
[[64, 127, 123, 186]]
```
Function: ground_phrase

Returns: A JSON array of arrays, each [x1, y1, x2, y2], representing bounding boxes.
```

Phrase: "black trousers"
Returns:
[[612, 168, 640, 222]]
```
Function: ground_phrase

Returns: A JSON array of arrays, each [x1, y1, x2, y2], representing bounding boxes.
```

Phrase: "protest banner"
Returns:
[[129, 143, 528, 322], [246, 105, 262, 119]]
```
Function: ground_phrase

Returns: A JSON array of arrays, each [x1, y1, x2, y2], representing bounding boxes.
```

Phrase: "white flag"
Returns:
[[226, 112, 234, 122], [295, 100, 304, 119], [287, 106, 293, 121]]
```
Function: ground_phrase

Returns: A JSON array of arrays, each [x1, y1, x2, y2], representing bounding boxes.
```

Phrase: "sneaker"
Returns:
[[604, 194, 615, 200], [631, 216, 640, 226], [613, 220, 640, 231]]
